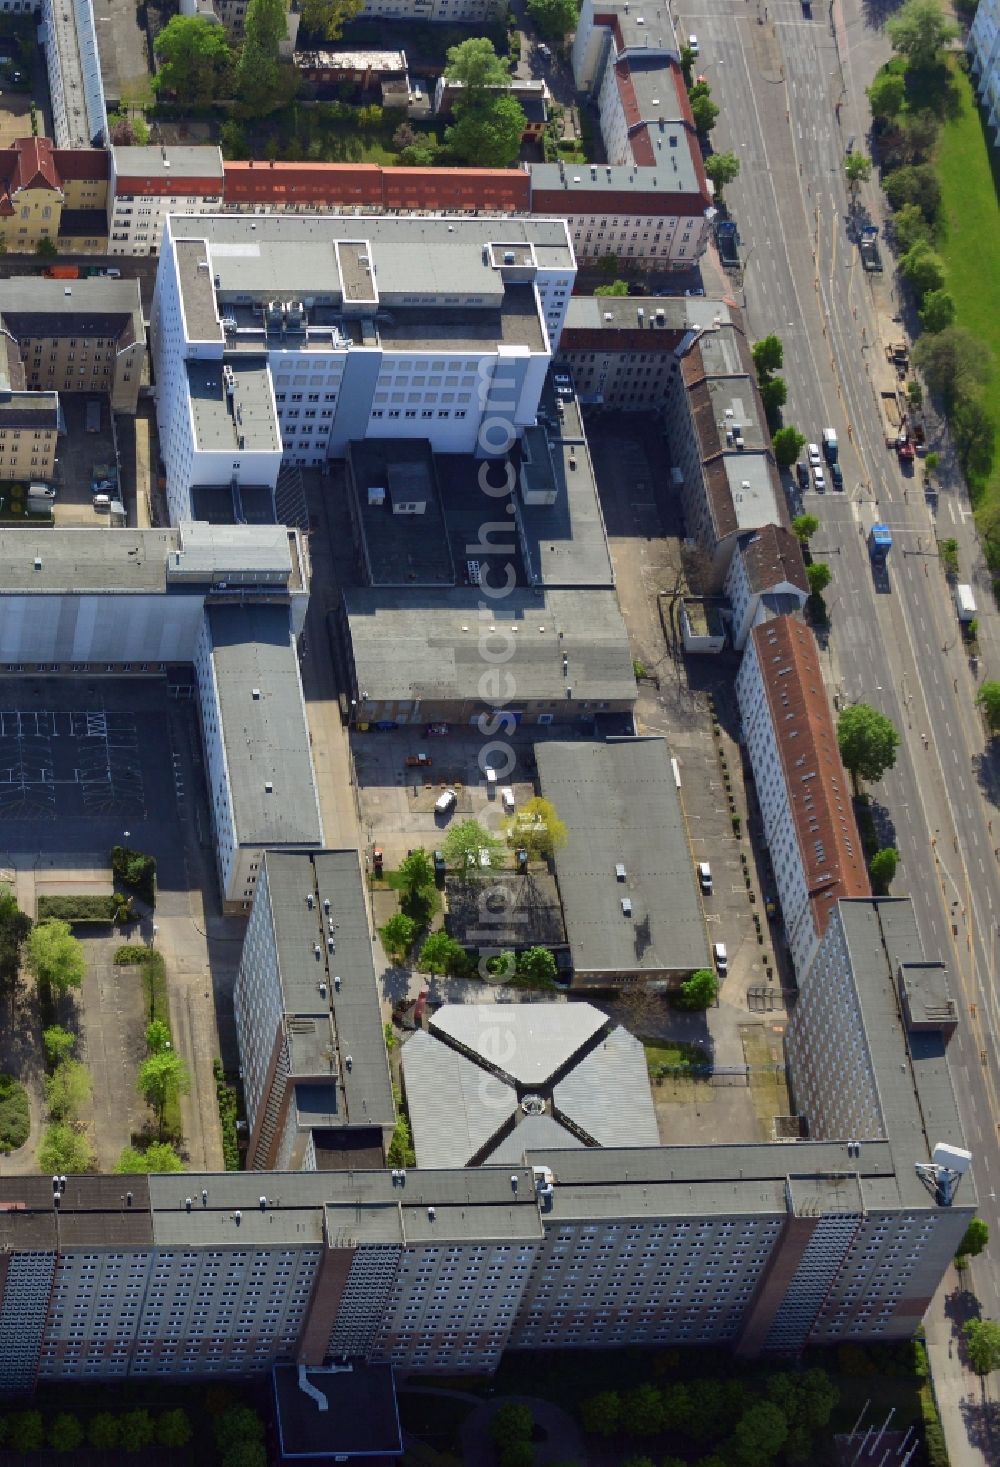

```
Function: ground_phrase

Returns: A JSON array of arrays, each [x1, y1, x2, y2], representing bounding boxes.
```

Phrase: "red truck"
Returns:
[[43, 265, 80, 279]]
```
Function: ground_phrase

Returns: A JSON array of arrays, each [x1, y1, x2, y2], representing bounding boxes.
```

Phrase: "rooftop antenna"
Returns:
[[915, 1142, 972, 1205]]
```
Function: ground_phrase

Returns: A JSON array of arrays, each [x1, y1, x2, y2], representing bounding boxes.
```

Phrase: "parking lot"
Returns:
[[52, 395, 121, 525], [352, 726, 541, 872]]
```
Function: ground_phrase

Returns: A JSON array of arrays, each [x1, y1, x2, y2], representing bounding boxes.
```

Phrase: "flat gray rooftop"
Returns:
[[345, 587, 636, 707], [431, 1003, 609, 1089], [207, 604, 322, 849], [112, 144, 224, 181], [187, 359, 280, 456], [168, 521, 298, 587], [175, 238, 222, 344], [517, 424, 613, 589], [402, 1030, 519, 1170], [564, 295, 734, 333], [536, 737, 710, 978], [553, 1026, 660, 1148], [348, 440, 454, 588], [0, 276, 141, 335], [261, 851, 394, 1132], [0, 529, 174, 593]]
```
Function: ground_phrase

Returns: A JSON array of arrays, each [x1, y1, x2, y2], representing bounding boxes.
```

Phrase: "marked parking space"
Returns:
[[0, 708, 145, 820]]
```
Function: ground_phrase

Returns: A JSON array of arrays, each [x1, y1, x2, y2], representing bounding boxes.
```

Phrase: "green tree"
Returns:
[[752, 334, 784, 377], [913, 327, 991, 411], [298, 0, 362, 42], [677, 968, 718, 1010], [952, 394, 996, 480], [108, 109, 151, 146], [490, 1403, 533, 1449], [49, 1412, 84, 1453], [976, 682, 1000, 733], [381, 912, 417, 963], [919, 288, 955, 333], [447, 94, 527, 168], [153, 16, 233, 105], [119, 1408, 155, 1452], [445, 36, 510, 93], [794, 1368, 839, 1429], [660, 1382, 695, 1432], [26, 919, 85, 993], [114, 1141, 185, 1173], [42, 1024, 76, 1067], [10, 1411, 45, 1454], [902, 108, 940, 162], [792, 513, 820, 543], [146, 1017, 172, 1054], [443, 819, 505, 875], [223, 1447, 267, 1467], [870, 847, 899, 893], [886, 0, 958, 68], [500, 1444, 535, 1467], [594, 279, 629, 296], [418, 930, 467, 977], [399, 848, 435, 896], [35, 235, 58, 259], [527, 0, 579, 41], [44, 1059, 91, 1122], [0, 884, 31, 993], [137, 1051, 190, 1136], [157, 1409, 193, 1449], [884, 163, 940, 222], [235, 0, 297, 118], [925, 449, 940, 475], [845, 151, 872, 190], [690, 92, 720, 135], [505, 796, 567, 858], [516, 947, 559, 986], [894, 202, 933, 255], [773, 425, 806, 470], [806, 561, 832, 596], [908, 378, 925, 411], [579, 1390, 621, 1437], [731, 1401, 789, 1467], [704, 151, 740, 199], [38, 1122, 94, 1173], [900, 241, 946, 300], [88, 1413, 120, 1449], [214, 1407, 265, 1456], [868, 70, 906, 120], [838, 703, 900, 785], [964, 1318, 1000, 1375], [596, 252, 619, 277], [958, 1217, 989, 1257], [623, 1383, 664, 1436], [759, 375, 788, 422]]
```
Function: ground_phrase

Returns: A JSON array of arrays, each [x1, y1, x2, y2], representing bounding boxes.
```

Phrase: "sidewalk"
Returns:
[[924, 1267, 998, 1467]]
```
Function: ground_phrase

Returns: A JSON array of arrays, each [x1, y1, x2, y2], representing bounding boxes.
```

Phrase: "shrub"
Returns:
[[111, 845, 157, 906], [36, 893, 128, 924], [920, 1384, 947, 1467], [213, 1058, 240, 1170], [0, 1073, 29, 1152]]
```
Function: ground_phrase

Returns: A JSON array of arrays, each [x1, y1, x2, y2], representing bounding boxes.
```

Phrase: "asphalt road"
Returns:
[[684, 0, 1000, 1314]]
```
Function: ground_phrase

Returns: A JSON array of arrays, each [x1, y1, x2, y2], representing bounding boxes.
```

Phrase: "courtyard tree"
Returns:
[[108, 109, 150, 146], [964, 1318, 1000, 1376], [37, 1121, 94, 1173], [676, 968, 718, 1010], [0, 884, 31, 994], [48, 1413, 84, 1454], [976, 681, 1000, 733], [445, 35, 510, 95], [42, 1025, 76, 1067], [704, 151, 740, 200], [398, 848, 435, 897], [137, 1051, 190, 1137], [118, 1410, 155, 1452], [580, 1390, 621, 1437], [886, 0, 958, 69], [34, 236, 57, 259], [234, 0, 298, 115], [298, 0, 362, 42], [447, 93, 527, 168], [153, 16, 233, 105], [490, 1404, 534, 1450], [731, 1401, 789, 1467], [9, 1413, 45, 1455], [44, 1059, 91, 1123], [443, 818, 505, 875], [214, 1406, 265, 1457], [417, 930, 467, 977], [773, 425, 806, 471], [114, 1142, 185, 1173], [516, 947, 559, 986], [505, 796, 567, 858], [157, 1409, 193, 1449], [623, 1383, 665, 1436], [88, 1414, 120, 1450], [26, 919, 85, 994], [837, 703, 900, 786], [527, 0, 579, 42], [380, 912, 417, 964], [145, 1018, 172, 1055], [594, 279, 629, 296], [792, 513, 820, 543]]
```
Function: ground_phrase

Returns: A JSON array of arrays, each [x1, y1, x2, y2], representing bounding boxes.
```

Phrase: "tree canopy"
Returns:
[[443, 819, 505, 875], [505, 796, 567, 859], [37, 1121, 94, 1174], [886, 0, 958, 68], [137, 1051, 189, 1135], [398, 848, 435, 895], [919, 288, 955, 333], [869, 847, 899, 894], [900, 240, 946, 299], [526, 0, 579, 41], [752, 334, 784, 377], [516, 947, 559, 987], [235, 0, 298, 115], [845, 151, 872, 189], [0, 884, 31, 993], [153, 16, 233, 105], [884, 163, 940, 221], [42, 1025, 76, 1067], [773, 425, 806, 470], [594, 279, 629, 296], [806, 561, 832, 596], [704, 151, 740, 198], [445, 36, 510, 94], [417, 930, 466, 977], [26, 919, 85, 993], [837, 703, 900, 785], [380, 912, 417, 963], [689, 92, 720, 135], [958, 1216, 989, 1258], [298, 0, 362, 42], [446, 94, 527, 168], [114, 1142, 185, 1173], [913, 326, 991, 412], [964, 1317, 1000, 1376], [677, 968, 718, 1010], [868, 70, 906, 119], [976, 681, 1000, 733], [44, 1059, 91, 1123], [893, 201, 933, 254], [792, 513, 820, 543]]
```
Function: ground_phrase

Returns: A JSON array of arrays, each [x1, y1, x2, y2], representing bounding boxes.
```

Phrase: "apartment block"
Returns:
[[151, 213, 574, 521], [109, 146, 224, 256], [661, 312, 788, 588], [41, 0, 107, 151], [222, 159, 532, 216], [724, 525, 808, 651], [0, 351, 59, 483], [970, 0, 1000, 145], [0, 276, 144, 414], [556, 292, 711, 409], [0, 138, 107, 253], [358, 0, 505, 20], [234, 850, 394, 1171], [736, 616, 870, 978]]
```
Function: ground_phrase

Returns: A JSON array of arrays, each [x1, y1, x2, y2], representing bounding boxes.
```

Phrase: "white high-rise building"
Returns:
[[970, 0, 1000, 145], [151, 213, 575, 523]]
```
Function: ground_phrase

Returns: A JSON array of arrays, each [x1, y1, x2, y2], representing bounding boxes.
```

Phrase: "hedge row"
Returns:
[[36, 893, 132, 924]]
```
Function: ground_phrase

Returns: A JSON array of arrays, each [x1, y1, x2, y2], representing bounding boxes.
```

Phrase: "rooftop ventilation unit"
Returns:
[[615, 863, 627, 881], [621, 898, 633, 917], [503, 250, 516, 264]]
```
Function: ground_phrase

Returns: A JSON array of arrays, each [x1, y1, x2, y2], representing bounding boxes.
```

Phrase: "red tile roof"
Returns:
[[224, 161, 383, 206], [11, 138, 60, 193], [222, 161, 530, 214], [750, 616, 870, 940], [52, 148, 108, 182]]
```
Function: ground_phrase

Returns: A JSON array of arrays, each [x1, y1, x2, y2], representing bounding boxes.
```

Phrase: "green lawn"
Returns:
[[643, 1040, 710, 1073], [935, 62, 1000, 506]]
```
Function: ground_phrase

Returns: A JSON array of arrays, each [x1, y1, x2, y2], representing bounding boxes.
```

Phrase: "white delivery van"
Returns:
[[434, 788, 457, 815], [28, 483, 56, 500], [92, 494, 111, 512], [698, 861, 713, 894], [501, 787, 516, 815], [713, 942, 728, 974]]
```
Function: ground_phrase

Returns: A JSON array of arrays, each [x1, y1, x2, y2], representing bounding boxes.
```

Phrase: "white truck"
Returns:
[[955, 583, 977, 623]]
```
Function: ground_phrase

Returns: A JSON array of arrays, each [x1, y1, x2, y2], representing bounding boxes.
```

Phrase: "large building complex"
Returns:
[[737, 616, 870, 978], [41, 0, 107, 151], [151, 213, 575, 520], [970, 0, 1000, 147]]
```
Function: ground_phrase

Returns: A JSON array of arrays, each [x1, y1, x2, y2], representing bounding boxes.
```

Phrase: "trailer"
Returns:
[[954, 583, 977, 623], [860, 226, 883, 273], [881, 391, 903, 430]]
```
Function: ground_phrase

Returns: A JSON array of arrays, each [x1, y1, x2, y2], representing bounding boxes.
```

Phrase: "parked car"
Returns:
[[434, 788, 457, 815], [813, 466, 826, 491], [688, 33, 700, 55], [795, 461, 809, 491], [807, 442, 822, 467], [698, 861, 713, 895], [713, 942, 729, 975], [830, 462, 844, 490]]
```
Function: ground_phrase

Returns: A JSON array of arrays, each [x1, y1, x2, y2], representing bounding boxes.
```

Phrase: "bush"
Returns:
[[111, 844, 156, 906], [0, 1072, 29, 1152], [36, 893, 131, 924], [213, 1058, 240, 1170], [116, 944, 168, 1025], [920, 1384, 948, 1467]]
